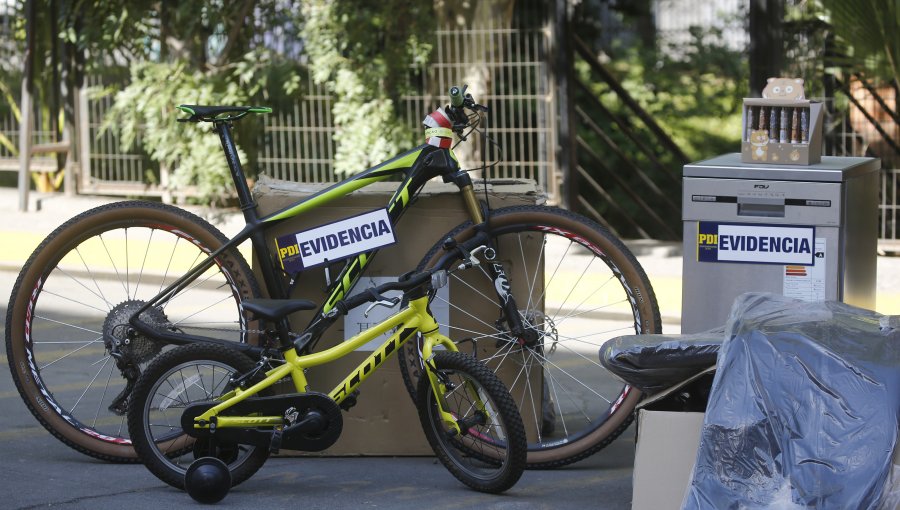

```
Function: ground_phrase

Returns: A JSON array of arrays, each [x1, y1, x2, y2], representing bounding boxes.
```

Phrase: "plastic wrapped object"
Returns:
[[683, 293, 900, 510], [599, 329, 724, 394]]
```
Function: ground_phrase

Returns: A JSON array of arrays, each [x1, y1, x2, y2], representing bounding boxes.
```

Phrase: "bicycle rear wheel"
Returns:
[[417, 351, 526, 493], [127, 343, 270, 489], [6, 201, 261, 462], [399, 205, 660, 468]]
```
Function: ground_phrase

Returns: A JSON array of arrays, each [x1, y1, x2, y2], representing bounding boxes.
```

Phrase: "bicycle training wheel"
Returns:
[[399, 205, 661, 468], [417, 351, 526, 493], [6, 201, 261, 462], [127, 343, 269, 489]]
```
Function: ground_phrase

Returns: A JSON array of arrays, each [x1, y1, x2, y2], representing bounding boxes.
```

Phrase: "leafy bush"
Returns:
[[593, 25, 748, 162]]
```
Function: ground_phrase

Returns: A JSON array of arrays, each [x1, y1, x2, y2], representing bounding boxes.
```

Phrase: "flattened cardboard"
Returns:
[[252, 176, 543, 455]]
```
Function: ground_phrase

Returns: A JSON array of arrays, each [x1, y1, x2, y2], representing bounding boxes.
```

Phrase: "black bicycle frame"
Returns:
[[131, 119, 475, 351]]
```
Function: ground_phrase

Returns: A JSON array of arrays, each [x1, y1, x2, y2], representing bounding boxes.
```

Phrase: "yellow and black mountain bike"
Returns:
[[6, 86, 661, 469]]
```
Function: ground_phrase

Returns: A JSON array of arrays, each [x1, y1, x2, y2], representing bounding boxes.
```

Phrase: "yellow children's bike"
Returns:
[[126, 267, 527, 501]]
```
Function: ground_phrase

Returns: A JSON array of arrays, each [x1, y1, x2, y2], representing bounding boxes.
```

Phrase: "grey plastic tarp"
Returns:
[[682, 293, 900, 509]]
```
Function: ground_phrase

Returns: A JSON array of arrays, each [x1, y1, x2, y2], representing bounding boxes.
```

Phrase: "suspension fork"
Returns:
[[458, 185, 537, 346]]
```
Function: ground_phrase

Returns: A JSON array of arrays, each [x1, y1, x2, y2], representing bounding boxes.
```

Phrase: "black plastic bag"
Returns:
[[599, 329, 723, 394]]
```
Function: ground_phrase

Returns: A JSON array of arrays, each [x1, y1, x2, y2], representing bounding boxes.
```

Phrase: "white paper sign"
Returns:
[[294, 209, 396, 268], [783, 238, 826, 301], [698, 222, 815, 265]]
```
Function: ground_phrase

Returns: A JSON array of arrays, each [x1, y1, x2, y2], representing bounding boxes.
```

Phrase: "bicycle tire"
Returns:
[[6, 201, 261, 462], [127, 343, 269, 489], [399, 205, 660, 468], [417, 351, 526, 493]]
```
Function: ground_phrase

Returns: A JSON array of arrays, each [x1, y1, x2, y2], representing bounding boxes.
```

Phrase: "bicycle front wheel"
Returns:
[[417, 351, 526, 493], [6, 201, 261, 462], [399, 205, 660, 468]]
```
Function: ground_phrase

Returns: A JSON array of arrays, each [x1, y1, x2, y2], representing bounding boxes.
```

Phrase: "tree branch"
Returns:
[[216, 0, 256, 66]]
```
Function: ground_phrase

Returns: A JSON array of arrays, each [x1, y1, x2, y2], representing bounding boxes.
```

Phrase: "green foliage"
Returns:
[[819, 0, 900, 86], [56, 1, 157, 67], [100, 62, 247, 204], [100, 48, 302, 205], [571, 14, 748, 239], [92, 1, 304, 205], [582, 25, 747, 162], [301, 0, 433, 175]]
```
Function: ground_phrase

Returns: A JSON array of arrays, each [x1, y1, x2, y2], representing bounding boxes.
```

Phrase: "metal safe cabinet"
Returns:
[[681, 153, 880, 333]]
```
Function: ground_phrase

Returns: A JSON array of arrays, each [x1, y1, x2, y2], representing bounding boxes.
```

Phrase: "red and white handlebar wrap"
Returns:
[[423, 107, 454, 149]]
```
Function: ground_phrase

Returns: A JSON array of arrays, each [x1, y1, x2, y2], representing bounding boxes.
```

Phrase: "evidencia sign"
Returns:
[[276, 209, 397, 272], [697, 221, 815, 265]]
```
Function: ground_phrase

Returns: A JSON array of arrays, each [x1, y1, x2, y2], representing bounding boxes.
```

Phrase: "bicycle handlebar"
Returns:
[[445, 84, 489, 138], [449, 85, 466, 108], [334, 270, 434, 315]]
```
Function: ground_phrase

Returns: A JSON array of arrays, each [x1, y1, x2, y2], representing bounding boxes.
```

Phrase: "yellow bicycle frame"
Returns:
[[190, 295, 466, 435]]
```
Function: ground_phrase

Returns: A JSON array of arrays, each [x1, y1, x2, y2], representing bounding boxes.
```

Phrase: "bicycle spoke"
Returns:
[[167, 266, 228, 300], [170, 294, 236, 328], [92, 356, 117, 428], [40, 288, 110, 314], [545, 359, 574, 438], [434, 294, 500, 332], [544, 297, 632, 329], [196, 364, 211, 399], [440, 323, 510, 344], [158, 236, 182, 296], [68, 253, 114, 309], [515, 348, 542, 443], [71, 355, 113, 416], [448, 271, 504, 310], [513, 231, 546, 317], [531, 239, 573, 312], [98, 233, 129, 298], [125, 228, 131, 297], [550, 255, 597, 319], [527, 348, 610, 403], [37, 335, 105, 371], [133, 228, 155, 297], [34, 314, 102, 336], [163, 373, 191, 409]]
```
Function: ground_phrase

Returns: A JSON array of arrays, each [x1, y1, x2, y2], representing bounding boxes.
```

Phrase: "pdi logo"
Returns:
[[279, 244, 300, 259], [697, 233, 718, 246]]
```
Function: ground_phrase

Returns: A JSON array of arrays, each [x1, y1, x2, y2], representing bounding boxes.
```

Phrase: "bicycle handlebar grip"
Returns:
[[449, 86, 464, 108], [336, 271, 432, 314]]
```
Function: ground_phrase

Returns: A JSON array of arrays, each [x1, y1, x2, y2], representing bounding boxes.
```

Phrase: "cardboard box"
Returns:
[[740, 99, 823, 165], [632, 409, 704, 510], [252, 175, 543, 455], [631, 367, 713, 509]]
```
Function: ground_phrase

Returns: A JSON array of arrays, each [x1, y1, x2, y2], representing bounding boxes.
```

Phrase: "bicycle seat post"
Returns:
[[214, 120, 256, 220]]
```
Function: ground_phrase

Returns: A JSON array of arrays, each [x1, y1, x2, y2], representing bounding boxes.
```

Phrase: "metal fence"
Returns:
[[5, 0, 899, 244], [79, 21, 554, 196], [654, 0, 748, 53]]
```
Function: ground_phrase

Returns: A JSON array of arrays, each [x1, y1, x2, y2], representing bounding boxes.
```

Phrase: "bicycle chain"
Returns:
[[167, 324, 304, 340]]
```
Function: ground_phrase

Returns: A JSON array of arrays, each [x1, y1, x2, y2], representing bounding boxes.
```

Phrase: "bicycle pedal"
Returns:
[[269, 426, 283, 454]]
